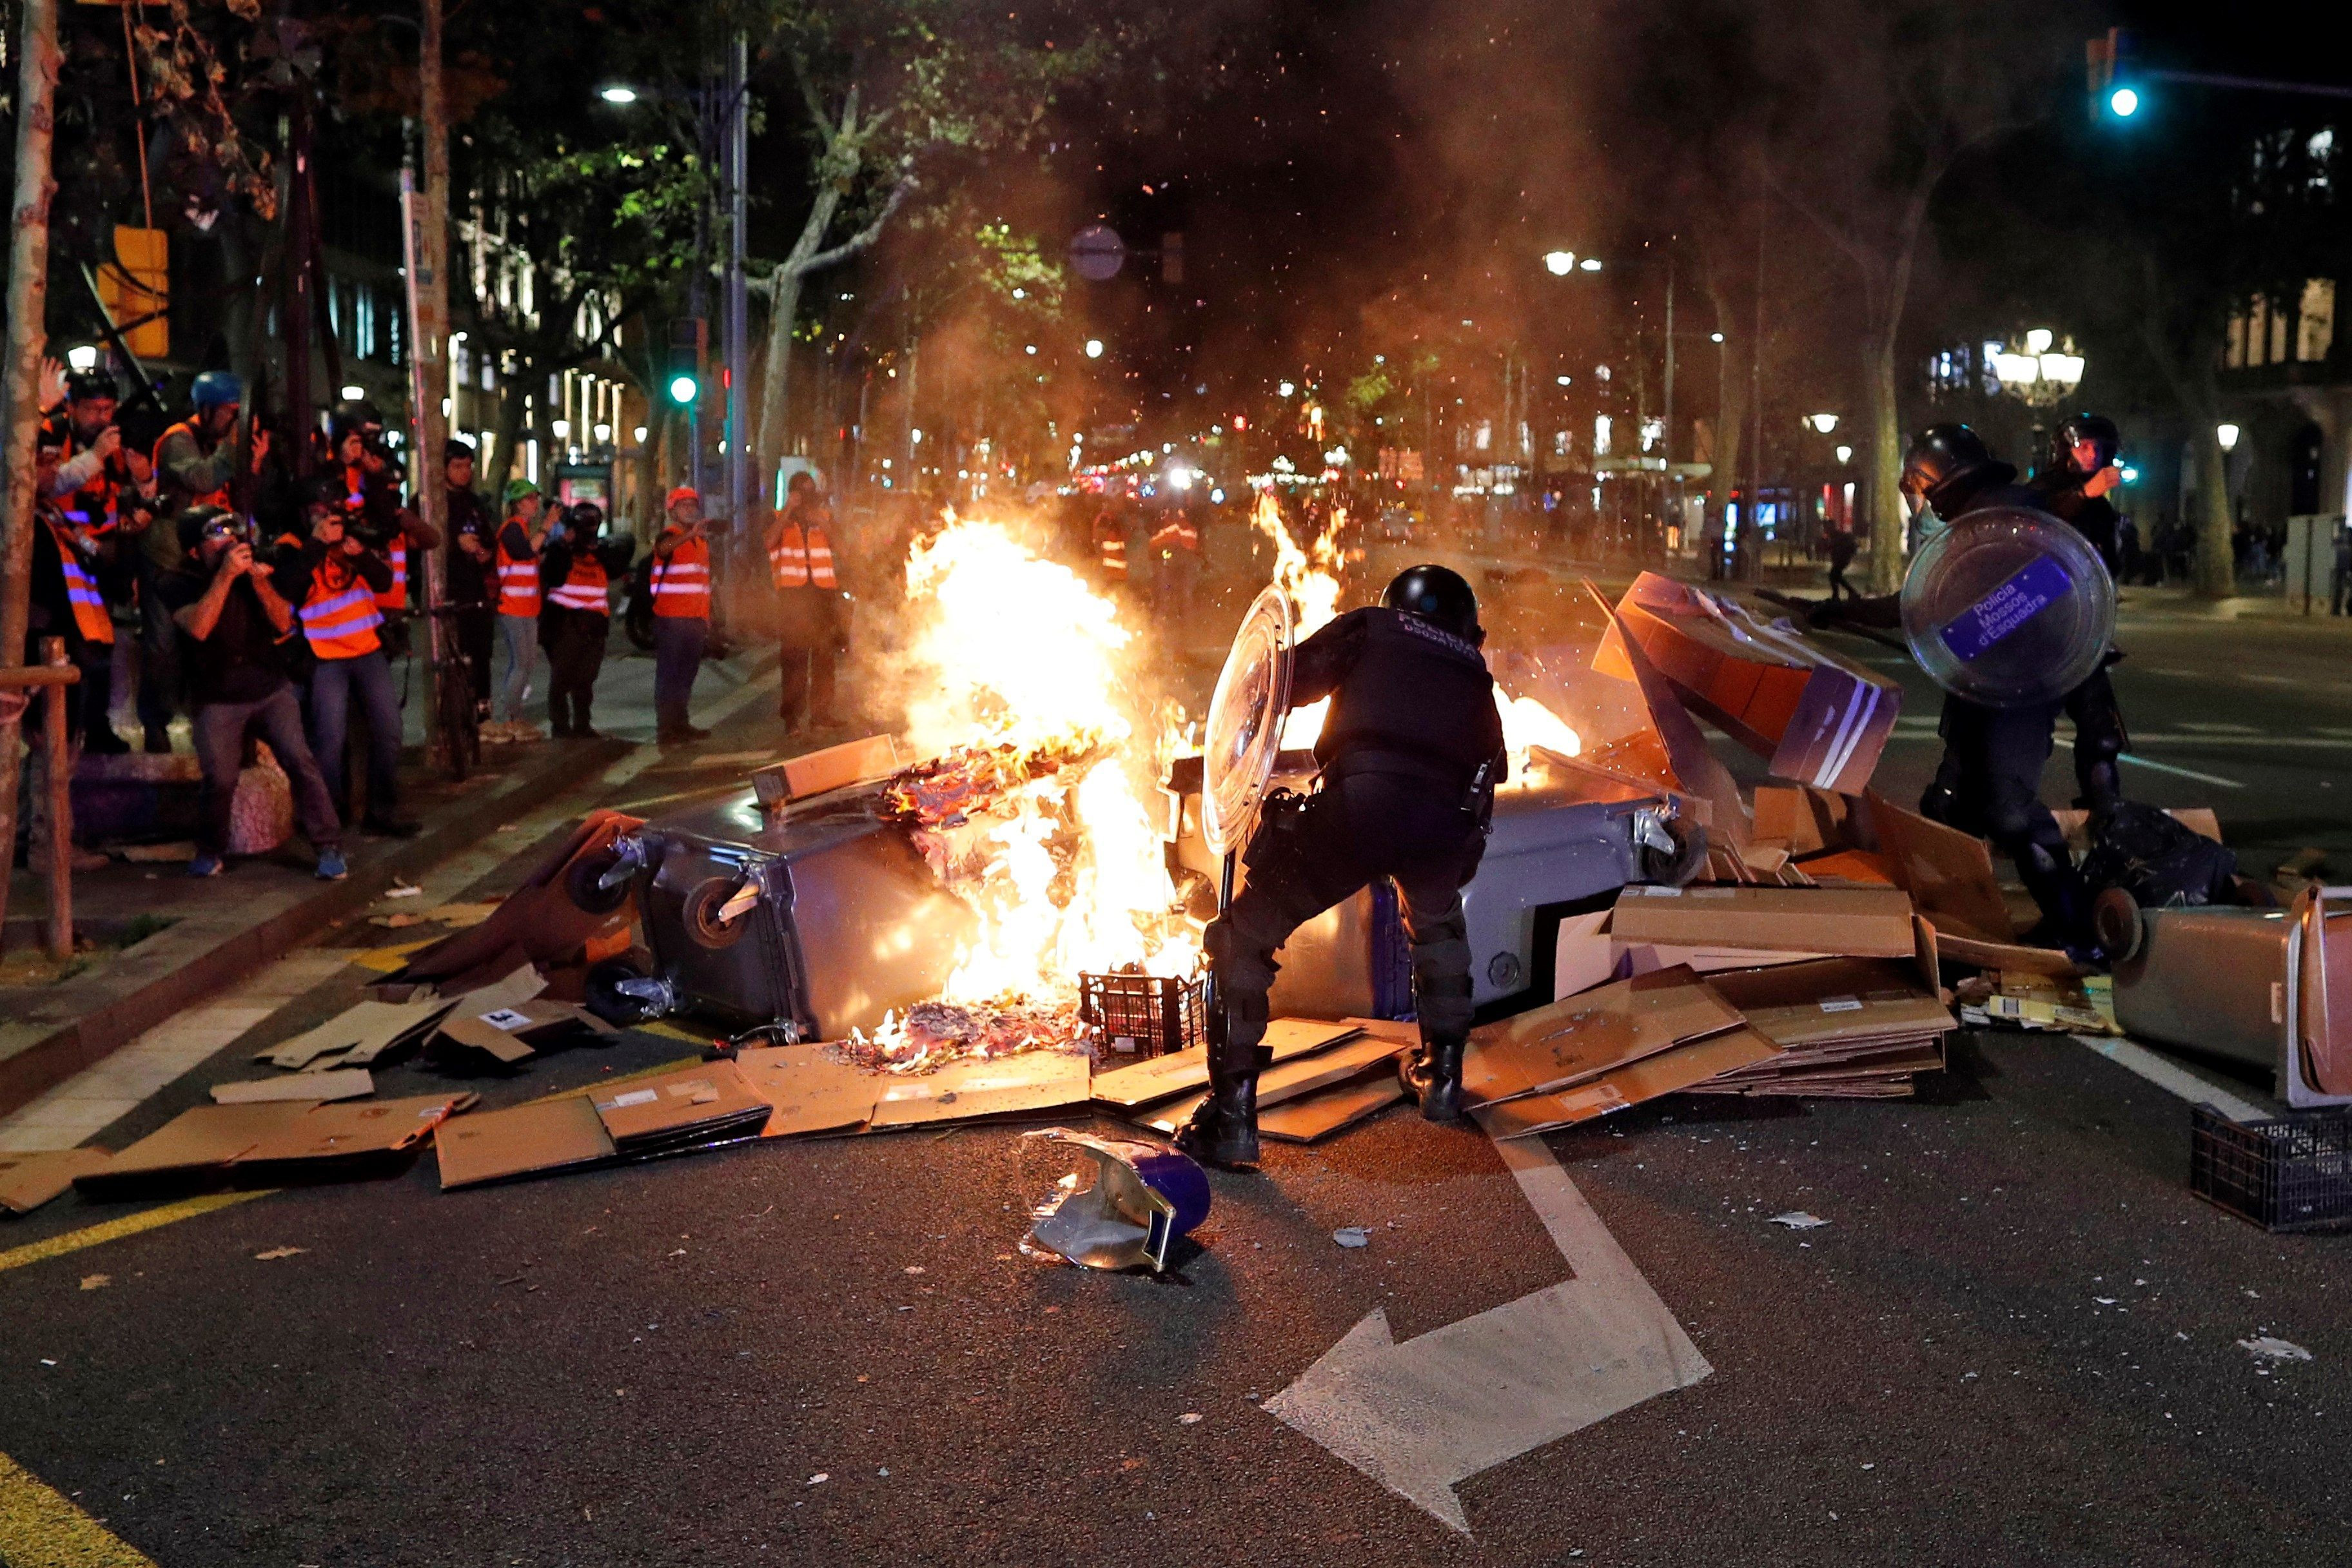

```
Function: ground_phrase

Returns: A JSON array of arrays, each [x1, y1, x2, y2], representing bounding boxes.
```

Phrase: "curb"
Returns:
[[0, 736, 631, 1121]]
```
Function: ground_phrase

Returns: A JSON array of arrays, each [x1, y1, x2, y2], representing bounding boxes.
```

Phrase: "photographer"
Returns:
[[39, 373, 155, 752], [327, 400, 440, 647], [159, 507, 346, 881], [144, 373, 270, 752], [442, 439, 496, 717], [277, 479, 418, 838]]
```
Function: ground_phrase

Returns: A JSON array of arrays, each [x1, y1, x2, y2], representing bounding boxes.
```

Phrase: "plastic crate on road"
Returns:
[[2190, 1104, 2352, 1232], [1080, 970, 1206, 1060]]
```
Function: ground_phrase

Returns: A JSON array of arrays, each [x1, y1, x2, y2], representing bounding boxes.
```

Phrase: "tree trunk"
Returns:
[[0, 0, 62, 941], [635, 405, 669, 544], [757, 262, 808, 487], [487, 367, 530, 500], [2190, 422, 2236, 598], [1864, 329, 1906, 593], [411, 0, 451, 616]]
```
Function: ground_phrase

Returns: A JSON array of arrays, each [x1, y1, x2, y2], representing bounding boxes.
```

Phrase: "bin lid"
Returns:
[[1900, 503, 2115, 707], [1202, 585, 1294, 856]]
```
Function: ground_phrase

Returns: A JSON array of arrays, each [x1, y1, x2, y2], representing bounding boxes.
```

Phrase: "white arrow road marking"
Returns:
[[1264, 1132, 1710, 1535]]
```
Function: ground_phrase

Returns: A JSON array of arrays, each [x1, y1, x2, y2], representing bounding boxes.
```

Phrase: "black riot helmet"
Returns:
[[2053, 412, 2121, 476], [1380, 564, 1482, 645], [65, 369, 121, 406], [329, 398, 386, 445], [1901, 423, 2011, 516]]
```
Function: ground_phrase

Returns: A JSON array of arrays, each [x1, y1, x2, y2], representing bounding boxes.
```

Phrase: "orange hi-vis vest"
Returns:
[[49, 519, 115, 645], [154, 420, 230, 507], [654, 531, 710, 618], [1151, 515, 1199, 554], [375, 536, 408, 612], [297, 555, 385, 660], [496, 528, 540, 618], [1095, 517, 1128, 578], [768, 521, 838, 589], [547, 555, 612, 614]]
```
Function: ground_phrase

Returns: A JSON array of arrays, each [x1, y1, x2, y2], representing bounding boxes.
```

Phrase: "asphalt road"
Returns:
[[3, 570, 2351, 1566]]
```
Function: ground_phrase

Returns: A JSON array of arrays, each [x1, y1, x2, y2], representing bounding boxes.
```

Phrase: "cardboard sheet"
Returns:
[[592, 1060, 772, 1150], [1478, 1025, 1783, 1139], [433, 995, 609, 1064], [1868, 791, 2017, 944], [78, 1101, 318, 1195], [1463, 966, 1742, 1106], [259, 997, 452, 1070], [1259, 1077, 1406, 1142], [0, 1149, 114, 1213], [1589, 584, 1752, 850], [1089, 1018, 1362, 1109], [235, 1093, 475, 1167], [1142, 1034, 1409, 1135], [733, 1043, 879, 1137], [752, 734, 903, 808], [213, 1069, 375, 1104], [1609, 884, 1916, 959], [1704, 958, 1955, 1048], [869, 1050, 1093, 1130], [437, 1095, 618, 1190]]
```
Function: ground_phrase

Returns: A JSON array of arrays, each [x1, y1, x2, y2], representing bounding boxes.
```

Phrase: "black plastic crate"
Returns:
[[1080, 970, 1206, 1060], [2190, 1105, 2352, 1232]]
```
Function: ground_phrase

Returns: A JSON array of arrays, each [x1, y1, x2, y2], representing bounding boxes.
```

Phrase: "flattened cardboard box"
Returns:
[[213, 1068, 375, 1104], [1090, 1019, 1361, 1110], [435, 998, 613, 1064], [259, 996, 453, 1070], [1703, 958, 1954, 1048], [870, 1050, 1093, 1130], [1610, 884, 1916, 959], [1142, 1034, 1409, 1135], [438, 1095, 618, 1190], [0, 1149, 114, 1213], [79, 1101, 319, 1195], [1478, 1026, 1781, 1139], [1463, 966, 1743, 1106], [732, 1043, 879, 1137], [1259, 1077, 1405, 1143], [235, 1093, 477, 1173], [593, 1061, 772, 1150]]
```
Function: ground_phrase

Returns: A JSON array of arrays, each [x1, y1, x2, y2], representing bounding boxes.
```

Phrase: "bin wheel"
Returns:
[[565, 851, 636, 916], [1638, 818, 1709, 888], [585, 959, 666, 1027], [2092, 886, 2144, 963], [682, 876, 749, 949]]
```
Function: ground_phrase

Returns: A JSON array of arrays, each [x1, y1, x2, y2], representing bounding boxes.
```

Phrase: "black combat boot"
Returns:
[[1401, 1033, 1467, 1122], [1175, 1047, 1264, 1170], [2017, 841, 2097, 958]]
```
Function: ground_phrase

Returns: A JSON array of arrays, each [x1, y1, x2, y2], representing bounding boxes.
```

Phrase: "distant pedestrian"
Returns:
[[1092, 501, 1130, 591], [489, 478, 551, 742], [279, 479, 418, 838], [767, 471, 846, 733], [1826, 525, 1859, 602], [442, 439, 496, 717], [159, 507, 345, 881], [540, 501, 634, 740], [651, 485, 713, 745], [1150, 507, 1203, 627]]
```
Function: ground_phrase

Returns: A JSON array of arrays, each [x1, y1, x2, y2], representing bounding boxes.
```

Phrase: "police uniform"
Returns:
[[1182, 591, 1503, 1168], [445, 480, 498, 714], [2028, 469, 2129, 816]]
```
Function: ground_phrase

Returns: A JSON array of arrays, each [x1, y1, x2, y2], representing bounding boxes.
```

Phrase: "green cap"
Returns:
[[502, 477, 542, 507]]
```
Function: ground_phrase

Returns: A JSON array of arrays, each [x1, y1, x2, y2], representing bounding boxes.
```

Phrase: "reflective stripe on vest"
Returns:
[[50, 522, 115, 645], [299, 564, 385, 660], [496, 537, 540, 616], [767, 524, 837, 589], [654, 535, 710, 618], [375, 538, 408, 612], [547, 558, 611, 612], [1098, 533, 1127, 577]]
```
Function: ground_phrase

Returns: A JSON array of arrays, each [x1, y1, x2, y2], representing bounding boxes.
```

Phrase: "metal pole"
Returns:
[[1661, 258, 1676, 547], [727, 33, 750, 532]]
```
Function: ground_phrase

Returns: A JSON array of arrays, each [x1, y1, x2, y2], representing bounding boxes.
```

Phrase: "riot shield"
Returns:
[[1202, 585, 1295, 856], [1900, 504, 2115, 708]]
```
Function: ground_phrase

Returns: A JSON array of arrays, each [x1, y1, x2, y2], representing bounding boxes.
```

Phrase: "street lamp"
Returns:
[[1578, 257, 1602, 271], [1992, 329, 2085, 408], [1277, 380, 1295, 397], [598, 84, 639, 104], [1544, 250, 1576, 276], [1085, 338, 1105, 359], [2217, 422, 2241, 453], [1806, 412, 1839, 434], [1835, 444, 1854, 464]]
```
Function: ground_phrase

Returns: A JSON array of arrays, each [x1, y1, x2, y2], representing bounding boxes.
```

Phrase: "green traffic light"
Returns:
[[2110, 86, 2139, 117], [667, 373, 698, 405]]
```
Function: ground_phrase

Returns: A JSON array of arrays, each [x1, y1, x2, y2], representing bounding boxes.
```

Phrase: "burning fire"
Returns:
[[891, 514, 1199, 1014], [1499, 693, 1583, 775]]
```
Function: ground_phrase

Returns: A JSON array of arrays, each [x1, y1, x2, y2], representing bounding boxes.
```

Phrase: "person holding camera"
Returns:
[[158, 507, 346, 881], [277, 478, 418, 838], [144, 373, 270, 752], [650, 485, 712, 745], [39, 371, 154, 752]]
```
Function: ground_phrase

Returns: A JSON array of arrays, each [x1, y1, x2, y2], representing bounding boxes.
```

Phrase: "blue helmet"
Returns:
[[191, 371, 243, 413]]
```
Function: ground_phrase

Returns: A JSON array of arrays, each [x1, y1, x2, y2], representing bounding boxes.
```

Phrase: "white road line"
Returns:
[[2073, 1035, 2273, 1124], [2050, 739, 2247, 790], [1266, 1130, 1709, 1536], [2172, 722, 2259, 734]]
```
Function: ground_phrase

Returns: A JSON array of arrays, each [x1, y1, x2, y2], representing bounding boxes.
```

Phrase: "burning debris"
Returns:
[[842, 998, 1088, 1075]]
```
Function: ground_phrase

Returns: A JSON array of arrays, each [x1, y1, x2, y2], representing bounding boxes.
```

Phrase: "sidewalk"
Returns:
[[0, 628, 776, 1122]]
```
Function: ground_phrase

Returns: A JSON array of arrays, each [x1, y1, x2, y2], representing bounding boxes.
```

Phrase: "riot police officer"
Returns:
[[1179, 565, 1504, 1170], [2029, 412, 2129, 816], [1903, 425, 2093, 948]]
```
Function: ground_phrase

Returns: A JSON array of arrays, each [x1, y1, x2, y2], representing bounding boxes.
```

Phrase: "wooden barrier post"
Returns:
[[39, 636, 72, 959], [0, 655, 79, 957]]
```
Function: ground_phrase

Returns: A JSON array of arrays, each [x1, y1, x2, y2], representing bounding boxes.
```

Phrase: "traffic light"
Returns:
[[667, 317, 706, 406], [2087, 27, 2139, 119]]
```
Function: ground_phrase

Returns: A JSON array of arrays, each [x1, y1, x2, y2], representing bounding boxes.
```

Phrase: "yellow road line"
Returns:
[[0, 1191, 270, 1278], [0, 1447, 157, 1566]]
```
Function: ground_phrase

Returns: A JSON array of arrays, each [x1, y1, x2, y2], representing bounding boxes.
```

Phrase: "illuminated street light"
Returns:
[[1992, 331, 2084, 408], [1277, 380, 1295, 397], [341, 384, 365, 401], [1807, 412, 1839, 434], [2024, 328, 2055, 355], [1084, 338, 1105, 359], [594, 422, 612, 444], [1835, 444, 1854, 465], [1710, 331, 1725, 344], [1578, 257, 1602, 272], [1555, 375, 1572, 387], [2217, 422, 2241, 453], [598, 85, 639, 104], [1544, 250, 1576, 275]]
